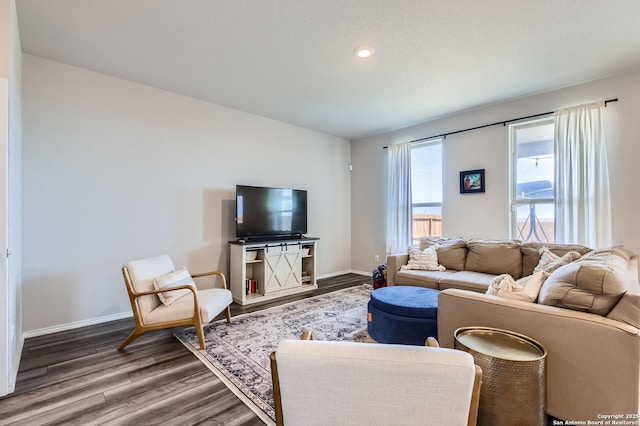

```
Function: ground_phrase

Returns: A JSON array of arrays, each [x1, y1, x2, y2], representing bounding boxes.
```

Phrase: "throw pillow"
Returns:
[[400, 245, 446, 272], [153, 267, 196, 306], [418, 237, 467, 271], [486, 271, 549, 302], [520, 242, 591, 277], [538, 252, 629, 316], [533, 247, 582, 274]]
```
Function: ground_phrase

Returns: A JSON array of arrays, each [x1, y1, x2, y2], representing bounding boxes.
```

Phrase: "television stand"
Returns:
[[237, 234, 306, 243], [229, 237, 319, 306]]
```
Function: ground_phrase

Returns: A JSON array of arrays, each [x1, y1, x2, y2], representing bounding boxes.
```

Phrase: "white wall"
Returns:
[[351, 69, 640, 272], [22, 54, 352, 333]]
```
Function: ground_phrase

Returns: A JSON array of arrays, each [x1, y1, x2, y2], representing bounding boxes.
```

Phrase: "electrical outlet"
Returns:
[[374, 254, 380, 262]]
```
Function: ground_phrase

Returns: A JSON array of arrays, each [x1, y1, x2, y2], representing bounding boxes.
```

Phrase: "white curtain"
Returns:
[[554, 101, 612, 248], [386, 141, 413, 254]]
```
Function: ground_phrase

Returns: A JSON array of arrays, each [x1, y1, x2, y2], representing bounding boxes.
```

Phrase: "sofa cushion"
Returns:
[[401, 246, 445, 272], [521, 242, 591, 277], [419, 237, 467, 271], [486, 271, 549, 303], [533, 247, 582, 274], [465, 239, 523, 278], [438, 271, 496, 293], [395, 270, 453, 289], [538, 252, 629, 316]]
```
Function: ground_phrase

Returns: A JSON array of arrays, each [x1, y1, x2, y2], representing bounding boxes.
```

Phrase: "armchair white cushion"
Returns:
[[119, 254, 232, 350], [271, 339, 481, 426], [145, 288, 233, 324]]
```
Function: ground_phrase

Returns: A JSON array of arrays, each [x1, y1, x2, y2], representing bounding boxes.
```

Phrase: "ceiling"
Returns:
[[15, 0, 640, 139]]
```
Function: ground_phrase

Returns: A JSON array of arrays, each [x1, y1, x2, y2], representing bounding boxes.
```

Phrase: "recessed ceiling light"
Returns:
[[355, 47, 375, 59]]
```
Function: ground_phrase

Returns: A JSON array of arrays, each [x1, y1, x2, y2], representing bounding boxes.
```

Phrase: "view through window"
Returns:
[[411, 140, 443, 245], [510, 118, 555, 243]]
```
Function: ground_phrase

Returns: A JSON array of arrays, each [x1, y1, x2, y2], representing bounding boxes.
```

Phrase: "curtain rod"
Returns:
[[383, 98, 619, 149]]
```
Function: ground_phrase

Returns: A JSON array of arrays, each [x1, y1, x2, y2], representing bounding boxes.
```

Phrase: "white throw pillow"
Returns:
[[486, 271, 549, 303], [153, 267, 196, 306], [533, 247, 582, 274], [400, 245, 446, 272]]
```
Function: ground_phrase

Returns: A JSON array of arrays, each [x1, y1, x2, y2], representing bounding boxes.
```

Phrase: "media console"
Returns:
[[229, 237, 319, 306]]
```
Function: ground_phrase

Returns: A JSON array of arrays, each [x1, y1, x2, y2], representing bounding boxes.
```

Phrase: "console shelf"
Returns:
[[229, 237, 319, 306]]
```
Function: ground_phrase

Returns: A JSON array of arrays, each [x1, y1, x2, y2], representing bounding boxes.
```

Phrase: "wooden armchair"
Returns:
[[118, 255, 232, 350], [270, 332, 482, 426]]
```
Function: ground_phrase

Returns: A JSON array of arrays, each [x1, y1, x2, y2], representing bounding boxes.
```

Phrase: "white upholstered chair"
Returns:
[[118, 254, 232, 350], [270, 336, 482, 426]]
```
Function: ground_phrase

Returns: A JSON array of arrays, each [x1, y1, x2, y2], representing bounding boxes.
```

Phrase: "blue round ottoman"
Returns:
[[367, 286, 439, 345]]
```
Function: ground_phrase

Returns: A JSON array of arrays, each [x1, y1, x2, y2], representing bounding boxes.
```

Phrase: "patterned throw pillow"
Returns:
[[486, 271, 550, 303], [400, 245, 446, 272], [533, 247, 582, 274], [153, 267, 196, 306]]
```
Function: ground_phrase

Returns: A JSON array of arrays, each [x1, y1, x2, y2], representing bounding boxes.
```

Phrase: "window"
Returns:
[[411, 139, 443, 244], [509, 118, 555, 243]]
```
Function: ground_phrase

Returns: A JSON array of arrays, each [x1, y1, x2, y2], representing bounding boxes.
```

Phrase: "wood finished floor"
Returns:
[[1, 273, 369, 426]]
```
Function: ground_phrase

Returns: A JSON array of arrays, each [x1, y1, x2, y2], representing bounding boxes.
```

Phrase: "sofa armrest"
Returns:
[[386, 253, 409, 286], [437, 289, 640, 421]]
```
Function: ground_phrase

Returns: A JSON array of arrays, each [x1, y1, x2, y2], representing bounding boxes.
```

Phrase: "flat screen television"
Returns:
[[236, 185, 307, 240]]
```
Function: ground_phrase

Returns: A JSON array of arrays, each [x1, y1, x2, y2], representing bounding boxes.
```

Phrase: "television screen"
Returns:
[[236, 185, 308, 239]]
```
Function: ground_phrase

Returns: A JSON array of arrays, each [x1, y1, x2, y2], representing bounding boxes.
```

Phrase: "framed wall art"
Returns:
[[460, 169, 485, 194]]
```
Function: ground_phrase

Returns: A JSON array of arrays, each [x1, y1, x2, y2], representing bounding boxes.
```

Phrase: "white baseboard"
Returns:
[[23, 271, 371, 339], [23, 311, 133, 339]]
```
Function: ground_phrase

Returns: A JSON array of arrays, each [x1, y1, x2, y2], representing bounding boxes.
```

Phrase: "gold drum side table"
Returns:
[[454, 327, 547, 426]]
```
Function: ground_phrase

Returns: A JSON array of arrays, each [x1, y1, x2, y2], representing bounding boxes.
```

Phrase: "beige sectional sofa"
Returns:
[[386, 238, 640, 422]]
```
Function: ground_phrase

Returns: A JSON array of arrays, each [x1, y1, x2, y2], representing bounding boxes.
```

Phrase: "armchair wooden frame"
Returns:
[[270, 332, 482, 426], [118, 268, 232, 351]]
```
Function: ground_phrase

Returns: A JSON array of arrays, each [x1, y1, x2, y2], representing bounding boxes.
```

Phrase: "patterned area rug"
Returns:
[[174, 284, 373, 425]]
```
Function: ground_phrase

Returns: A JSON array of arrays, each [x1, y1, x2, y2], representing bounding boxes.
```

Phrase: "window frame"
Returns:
[[410, 138, 443, 244], [508, 116, 555, 242]]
